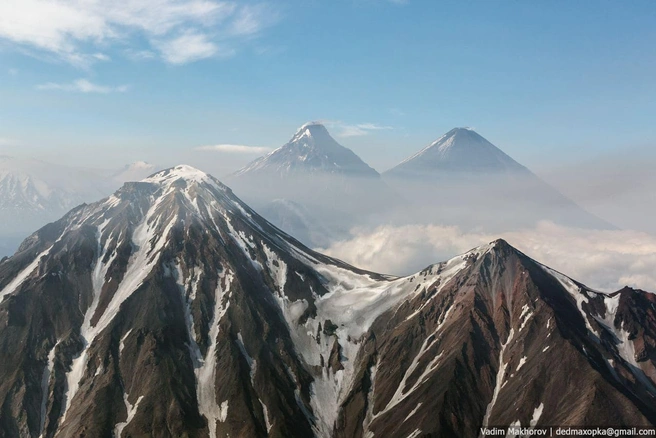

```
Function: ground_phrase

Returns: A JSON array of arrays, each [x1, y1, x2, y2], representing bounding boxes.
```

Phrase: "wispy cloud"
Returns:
[[195, 144, 271, 154], [7, 68, 19, 76], [157, 32, 228, 64], [323, 121, 393, 138], [124, 49, 157, 61], [0, 0, 280, 66], [92, 52, 110, 62], [36, 79, 129, 94]]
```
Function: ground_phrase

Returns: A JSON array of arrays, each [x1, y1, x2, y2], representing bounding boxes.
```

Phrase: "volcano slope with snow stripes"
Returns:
[[0, 165, 654, 438]]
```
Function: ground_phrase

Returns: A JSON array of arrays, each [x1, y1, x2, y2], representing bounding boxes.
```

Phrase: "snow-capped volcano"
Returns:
[[385, 127, 527, 177], [227, 123, 399, 247], [383, 128, 613, 230], [1, 165, 653, 437], [232, 122, 379, 178]]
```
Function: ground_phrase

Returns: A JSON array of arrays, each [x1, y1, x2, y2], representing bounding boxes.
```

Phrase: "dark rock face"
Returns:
[[0, 167, 654, 438]]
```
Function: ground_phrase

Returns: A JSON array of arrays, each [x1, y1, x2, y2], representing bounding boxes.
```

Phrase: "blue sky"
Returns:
[[0, 0, 655, 177]]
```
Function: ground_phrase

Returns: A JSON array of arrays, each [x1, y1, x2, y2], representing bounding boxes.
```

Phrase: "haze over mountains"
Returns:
[[226, 123, 611, 248], [0, 124, 613, 258], [0, 158, 160, 257], [0, 166, 653, 437], [385, 127, 527, 176], [382, 127, 612, 231], [226, 123, 401, 247]]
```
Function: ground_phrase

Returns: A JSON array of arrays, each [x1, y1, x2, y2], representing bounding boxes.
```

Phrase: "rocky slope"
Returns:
[[0, 166, 653, 437]]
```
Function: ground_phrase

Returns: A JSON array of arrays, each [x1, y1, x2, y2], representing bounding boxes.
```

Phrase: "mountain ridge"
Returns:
[[0, 165, 653, 437]]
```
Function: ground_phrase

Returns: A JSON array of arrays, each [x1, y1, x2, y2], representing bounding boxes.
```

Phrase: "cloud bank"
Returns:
[[319, 221, 656, 292], [0, 0, 279, 66]]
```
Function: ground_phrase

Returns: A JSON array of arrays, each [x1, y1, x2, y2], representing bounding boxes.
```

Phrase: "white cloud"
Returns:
[[195, 144, 271, 154], [36, 79, 129, 93], [0, 0, 279, 66], [92, 52, 110, 61], [124, 49, 157, 60], [228, 3, 277, 37], [158, 32, 223, 64], [319, 221, 656, 292], [321, 120, 393, 138]]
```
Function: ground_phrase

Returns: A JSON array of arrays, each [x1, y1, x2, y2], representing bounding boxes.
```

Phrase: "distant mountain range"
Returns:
[[0, 125, 613, 257], [0, 157, 160, 257], [227, 124, 611, 246], [0, 166, 653, 437]]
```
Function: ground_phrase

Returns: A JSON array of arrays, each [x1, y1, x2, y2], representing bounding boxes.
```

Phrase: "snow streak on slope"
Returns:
[[0, 246, 52, 302], [114, 394, 144, 438], [482, 328, 515, 428], [197, 270, 233, 438], [262, 242, 479, 437], [62, 176, 181, 423], [39, 341, 59, 438]]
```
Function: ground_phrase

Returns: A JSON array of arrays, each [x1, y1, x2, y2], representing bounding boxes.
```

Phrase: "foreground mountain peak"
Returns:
[[143, 165, 221, 187], [0, 169, 654, 436]]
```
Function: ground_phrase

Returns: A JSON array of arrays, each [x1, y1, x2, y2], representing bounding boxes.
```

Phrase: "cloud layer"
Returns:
[[319, 120, 393, 138], [0, 0, 278, 66], [195, 144, 271, 154], [319, 221, 656, 292], [36, 79, 128, 93]]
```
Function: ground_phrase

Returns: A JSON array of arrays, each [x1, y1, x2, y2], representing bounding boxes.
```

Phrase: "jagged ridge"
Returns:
[[0, 166, 653, 438]]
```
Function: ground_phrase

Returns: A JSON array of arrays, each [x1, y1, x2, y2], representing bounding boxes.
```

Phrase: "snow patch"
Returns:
[[530, 403, 544, 427], [403, 402, 423, 423], [482, 328, 515, 427], [114, 394, 144, 438], [516, 356, 527, 371], [259, 399, 273, 433], [197, 270, 233, 438], [219, 401, 229, 422], [0, 246, 53, 303], [39, 341, 59, 438]]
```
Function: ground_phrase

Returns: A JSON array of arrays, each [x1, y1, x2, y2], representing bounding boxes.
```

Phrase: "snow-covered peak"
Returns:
[[142, 165, 221, 188], [231, 123, 379, 178], [292, 122, 330, 141], [385, 127, 527, 177]]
